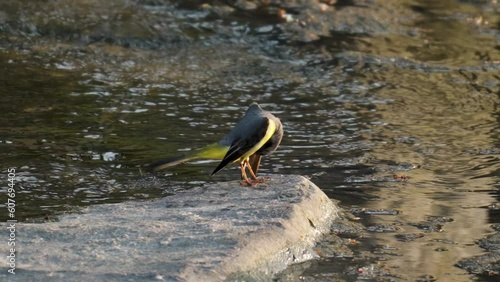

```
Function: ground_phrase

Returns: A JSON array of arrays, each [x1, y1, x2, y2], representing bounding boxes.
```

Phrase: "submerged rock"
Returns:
[[0, 175, 338, 281], [456, 225, 500, 277]]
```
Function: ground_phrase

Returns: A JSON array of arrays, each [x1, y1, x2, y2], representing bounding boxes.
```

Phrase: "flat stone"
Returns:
[[0, 175, 338, 281]]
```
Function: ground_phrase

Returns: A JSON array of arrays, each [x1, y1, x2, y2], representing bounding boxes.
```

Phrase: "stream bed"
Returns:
[[0, 0, 499, 281]]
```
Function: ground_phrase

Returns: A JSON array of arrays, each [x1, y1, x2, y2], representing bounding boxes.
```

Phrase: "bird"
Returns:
[[148, 103, 283, 186]]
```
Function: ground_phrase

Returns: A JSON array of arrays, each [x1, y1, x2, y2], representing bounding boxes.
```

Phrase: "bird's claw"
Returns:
[[240, 177, 270, 186]]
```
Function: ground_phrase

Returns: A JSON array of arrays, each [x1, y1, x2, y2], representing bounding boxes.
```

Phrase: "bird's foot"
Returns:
[[240, 177, 270, 186]]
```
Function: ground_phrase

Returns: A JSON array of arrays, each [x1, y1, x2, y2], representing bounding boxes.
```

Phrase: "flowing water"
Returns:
[[0, 0, 498, 281]]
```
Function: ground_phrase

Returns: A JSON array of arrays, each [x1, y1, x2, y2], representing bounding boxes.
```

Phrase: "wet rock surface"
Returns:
[[0, 175, 338, 281], [456, 224, 500, 278]]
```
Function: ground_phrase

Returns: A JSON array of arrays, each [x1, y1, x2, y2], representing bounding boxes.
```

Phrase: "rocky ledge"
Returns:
[[0, 175, 338, 281]]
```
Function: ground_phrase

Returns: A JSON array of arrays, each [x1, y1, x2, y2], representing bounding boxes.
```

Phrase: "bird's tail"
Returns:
[[148, 142, 229, 172], [148, 154, 196, 172]]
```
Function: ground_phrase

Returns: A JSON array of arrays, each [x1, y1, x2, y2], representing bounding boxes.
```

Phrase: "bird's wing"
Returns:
[[211, 117, 274, 175]]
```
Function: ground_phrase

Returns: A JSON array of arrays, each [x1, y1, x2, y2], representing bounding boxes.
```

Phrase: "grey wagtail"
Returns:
[[149, 103, 283, 186]]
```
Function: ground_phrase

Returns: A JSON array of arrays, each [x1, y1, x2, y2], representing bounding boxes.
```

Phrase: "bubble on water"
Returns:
[[54, 62, 75, 70], [102, 152, 119, 162], [84, 134, 101, 139]]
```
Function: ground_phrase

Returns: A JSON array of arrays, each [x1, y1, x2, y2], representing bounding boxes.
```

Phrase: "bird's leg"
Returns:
[[248, 154, 262, 177], [246, 158, 259, 180], [239, 162, 254, 186], [244, 159, 270, 184]]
